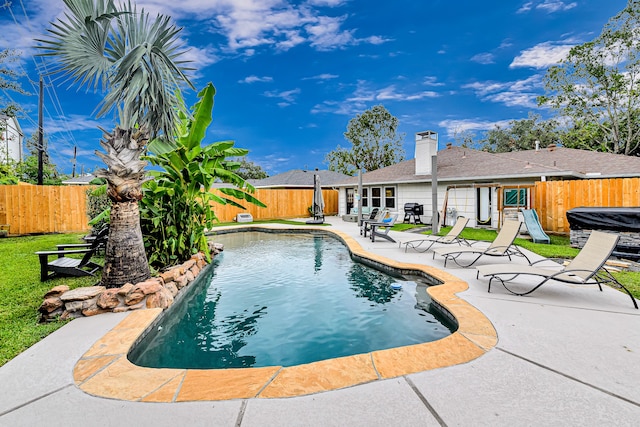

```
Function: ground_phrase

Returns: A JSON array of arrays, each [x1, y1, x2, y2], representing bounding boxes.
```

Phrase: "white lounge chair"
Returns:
[[399, 216, 470, 252], [433, 220, 530, 267], [476, 230, 638, 309]]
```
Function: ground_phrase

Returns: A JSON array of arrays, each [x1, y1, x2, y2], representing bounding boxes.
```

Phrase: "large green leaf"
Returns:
[[180, 83, 215, 150]]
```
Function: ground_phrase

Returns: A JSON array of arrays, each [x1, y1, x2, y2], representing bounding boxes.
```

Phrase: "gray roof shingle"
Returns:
[[248, 169, 351, 188], [336, 146, 640, 186]]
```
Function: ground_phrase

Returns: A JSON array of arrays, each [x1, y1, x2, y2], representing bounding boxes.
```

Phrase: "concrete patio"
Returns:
[[1, 217, 638, 426]]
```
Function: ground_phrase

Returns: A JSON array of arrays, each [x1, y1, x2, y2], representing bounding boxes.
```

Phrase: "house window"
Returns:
[[361, 188, 369, 207], [504, 188, 528, 207], [371, 187, 382, 207], [384, 187, 396, 209]]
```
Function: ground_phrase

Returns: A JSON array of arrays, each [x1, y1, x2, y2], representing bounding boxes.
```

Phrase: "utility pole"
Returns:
[[37, 77, 44, 185], [72, 146, 77, 177]]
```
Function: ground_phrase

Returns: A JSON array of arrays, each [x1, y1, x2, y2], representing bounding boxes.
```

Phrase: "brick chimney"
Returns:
[[415, 130, 438, 175]]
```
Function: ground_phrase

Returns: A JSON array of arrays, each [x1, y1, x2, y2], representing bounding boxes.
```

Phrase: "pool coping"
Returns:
[[73, 225, 497, 402]]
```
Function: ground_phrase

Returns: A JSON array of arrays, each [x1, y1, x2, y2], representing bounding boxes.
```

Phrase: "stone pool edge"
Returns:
[[73, 225, 497, 402]]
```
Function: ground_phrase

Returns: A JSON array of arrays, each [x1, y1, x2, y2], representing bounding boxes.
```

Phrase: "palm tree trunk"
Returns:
[[101, 200, 150, 288]]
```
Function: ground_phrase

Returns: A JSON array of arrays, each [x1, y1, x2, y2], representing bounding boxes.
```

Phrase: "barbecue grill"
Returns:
[[404, 203, 424, 224]]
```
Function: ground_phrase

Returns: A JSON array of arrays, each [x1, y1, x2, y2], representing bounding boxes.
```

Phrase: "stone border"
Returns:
[[39, 248, 220, 323], [73, 225, 497, 401]]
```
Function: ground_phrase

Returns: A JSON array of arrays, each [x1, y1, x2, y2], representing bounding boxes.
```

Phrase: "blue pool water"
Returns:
[[129, 231, 456, 369]]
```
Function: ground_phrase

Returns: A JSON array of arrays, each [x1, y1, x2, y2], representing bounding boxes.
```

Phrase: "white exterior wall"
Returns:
[[339, 180, 539, 228], [1, 116, 23, 164]]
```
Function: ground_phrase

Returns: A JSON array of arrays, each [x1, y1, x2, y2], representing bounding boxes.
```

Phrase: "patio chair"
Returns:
[[60, 224, 109, 254], [399, 216, 470, 252], [35, 227, 108, 281], [369, 213, 399, 243], [360, 208, 385, 235], [433, 220, 530, 268], [476, 231, 638, 309]]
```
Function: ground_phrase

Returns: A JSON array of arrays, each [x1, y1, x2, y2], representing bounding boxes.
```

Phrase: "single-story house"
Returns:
[[61, 174, 97, 185], [248, 169, 350, 189], [334, 130, 640, 228]]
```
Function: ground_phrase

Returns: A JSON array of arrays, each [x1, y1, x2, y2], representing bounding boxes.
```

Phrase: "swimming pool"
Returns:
[[129, 231, 457, 369]]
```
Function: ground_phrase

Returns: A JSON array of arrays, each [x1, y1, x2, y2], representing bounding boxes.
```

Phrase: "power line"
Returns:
[[4, 0, 84, 162]]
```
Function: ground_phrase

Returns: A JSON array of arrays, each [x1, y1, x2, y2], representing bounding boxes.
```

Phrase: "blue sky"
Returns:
[[0, 0, 629, 176]]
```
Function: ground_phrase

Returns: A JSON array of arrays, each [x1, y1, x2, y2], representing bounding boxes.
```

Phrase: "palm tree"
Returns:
[[37, 0, 194, 287]]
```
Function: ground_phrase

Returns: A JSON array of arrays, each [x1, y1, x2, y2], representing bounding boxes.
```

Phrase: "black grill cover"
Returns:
[[566, 207, 640, 232]]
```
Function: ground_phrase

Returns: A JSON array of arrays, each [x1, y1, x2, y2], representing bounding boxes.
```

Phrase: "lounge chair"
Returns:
[[433, 220, 530, 267], [399, 216, 470, 252], [36, 227, 108, 281], [476, 231, 638, 309], [369, 213, 399, 243]]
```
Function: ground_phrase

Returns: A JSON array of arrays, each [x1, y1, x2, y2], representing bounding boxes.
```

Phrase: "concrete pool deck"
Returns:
[[1, 217, 639, 425]]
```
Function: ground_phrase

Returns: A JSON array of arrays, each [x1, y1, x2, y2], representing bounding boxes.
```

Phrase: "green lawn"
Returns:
[[1, 225, 638, 368], [0, 234, 101, 366]]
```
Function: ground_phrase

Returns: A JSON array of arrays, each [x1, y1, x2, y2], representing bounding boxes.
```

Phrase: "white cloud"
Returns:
[[306, 0, 349, 6], [423, 76, 445, 87], [312, 80, 440, 116], [239, 75, 274, 84], [463, 75, 543, 108], [470, 53, 495, 65], [304, 73, 339, 80], [264, 88, 301, 104], [517, 2, 534, 13], [517, 1, 577, 14], [438, 119, 513, 138], [510, 41, 574, 68], [537, 1, 577, 13]]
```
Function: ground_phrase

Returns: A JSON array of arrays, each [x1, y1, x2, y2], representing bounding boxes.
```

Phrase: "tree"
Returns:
[[235, 158, 269, 180], [538, 0, 640, 156], [38, 0, 194, 288], [17, 133, 62, 184], [325, 105, 405, 175], [0, 49, 29, 117], [480, 113, 562, 153]]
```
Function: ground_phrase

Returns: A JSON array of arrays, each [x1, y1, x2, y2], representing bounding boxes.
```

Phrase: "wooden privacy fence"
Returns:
[[0, 185, 91, 235], [533, 178, 640, 234], [0, 185, 339, 235], [211, 188, 338, 222]]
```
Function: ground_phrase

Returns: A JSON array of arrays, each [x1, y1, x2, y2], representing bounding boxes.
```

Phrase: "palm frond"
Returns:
[[36, 0, 194, 137]]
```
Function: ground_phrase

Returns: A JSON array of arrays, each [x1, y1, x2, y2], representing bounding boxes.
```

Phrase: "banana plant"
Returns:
[[140, 83, 265, 267]]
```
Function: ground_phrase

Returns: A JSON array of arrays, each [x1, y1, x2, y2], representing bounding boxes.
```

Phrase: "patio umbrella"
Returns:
[[307, 173, 325, 224]]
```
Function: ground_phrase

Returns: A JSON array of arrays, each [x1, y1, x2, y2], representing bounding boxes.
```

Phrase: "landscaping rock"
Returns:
[[132, 278, 163, 295], [175, 275, 189, 289], [146, 287, 174, 309], [118, 283, 134, 296], [82, 306, 111, 317], [44, 285, 70, 299], [61, 310, 83, 320], [113, 301, 144, 313], [60, 286, 105, 301], [124, 289, 145, 306], [97, 288, 121, 309], [185, 270, 195, 283], [159, 270, 177, 283], [64, 300, 84, 313], [164, 281, 179, 297], [39, 297, 64, 313], [190, 264, 200, 277], [38, 249, 212, 320]]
